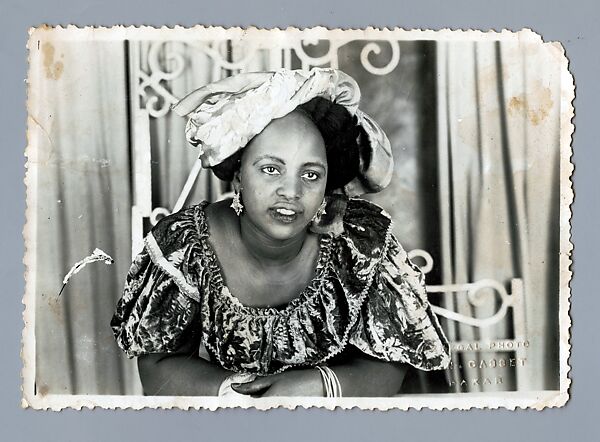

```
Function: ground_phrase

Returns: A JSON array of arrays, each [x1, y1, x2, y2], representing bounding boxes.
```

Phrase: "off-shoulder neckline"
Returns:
[[191, 201, 334, 316]]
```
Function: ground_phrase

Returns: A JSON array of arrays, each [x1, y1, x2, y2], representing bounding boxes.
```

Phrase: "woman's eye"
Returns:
[[261, 166, 280, 176], [302, 171, 320, 181]]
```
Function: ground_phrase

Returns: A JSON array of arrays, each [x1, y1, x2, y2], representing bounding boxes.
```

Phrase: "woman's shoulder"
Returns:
[[336, 197, 393, 256], [149, 202, 207, 256], [344, 197, 392, 226], [203, 198, 239, 238], [148, 199, 238, 260]]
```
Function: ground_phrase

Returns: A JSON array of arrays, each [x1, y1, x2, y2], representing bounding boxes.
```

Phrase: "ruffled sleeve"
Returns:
[[110, 207, 202, 358], [339, 198, 451, 371], [349, 234, 450, 370]]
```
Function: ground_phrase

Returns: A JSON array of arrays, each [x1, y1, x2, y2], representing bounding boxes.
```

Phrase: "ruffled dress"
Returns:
[[111, 198, 450, 376]]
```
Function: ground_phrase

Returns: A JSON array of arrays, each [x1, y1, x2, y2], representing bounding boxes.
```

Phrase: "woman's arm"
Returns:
[[138, 353, 231, 396], [330, 357, 408, 397], [232, 357, 408, 397]]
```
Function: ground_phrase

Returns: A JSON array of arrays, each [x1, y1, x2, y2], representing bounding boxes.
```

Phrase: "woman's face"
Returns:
[[235, 110, 328, 241]]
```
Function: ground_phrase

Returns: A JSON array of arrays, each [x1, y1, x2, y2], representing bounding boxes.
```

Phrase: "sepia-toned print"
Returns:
[[22, 26, 573, 410]]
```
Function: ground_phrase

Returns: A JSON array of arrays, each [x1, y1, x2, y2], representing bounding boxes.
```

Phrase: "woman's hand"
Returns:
[[231, 369, 324, 397], [231, 358, 408, 398]]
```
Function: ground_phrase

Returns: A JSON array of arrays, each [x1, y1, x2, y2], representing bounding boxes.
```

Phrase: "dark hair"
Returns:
[[211, 97, 368, 193]]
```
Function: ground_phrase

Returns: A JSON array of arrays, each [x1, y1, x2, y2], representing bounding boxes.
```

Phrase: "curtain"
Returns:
[[436, 40, 561, 391], [31, 38, 138, 394]]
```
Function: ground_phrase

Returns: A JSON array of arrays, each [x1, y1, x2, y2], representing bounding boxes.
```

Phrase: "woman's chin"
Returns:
[[262, 222, 309, 242], [242, 210, 311, 242]]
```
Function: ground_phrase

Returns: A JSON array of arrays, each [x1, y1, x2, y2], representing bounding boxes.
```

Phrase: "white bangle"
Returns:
[[316, 366, 342, 398]]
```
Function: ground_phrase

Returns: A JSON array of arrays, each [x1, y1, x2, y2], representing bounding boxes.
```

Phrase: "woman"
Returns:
[[111, 68, 450, 398]]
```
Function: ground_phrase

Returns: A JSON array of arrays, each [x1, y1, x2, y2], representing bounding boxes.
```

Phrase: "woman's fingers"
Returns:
[[230, 383, 261, 394], [231, 376, 275, 395]]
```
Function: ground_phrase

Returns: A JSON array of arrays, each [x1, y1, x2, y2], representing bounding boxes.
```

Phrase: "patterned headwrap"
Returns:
[[172, 68, 394, 197]]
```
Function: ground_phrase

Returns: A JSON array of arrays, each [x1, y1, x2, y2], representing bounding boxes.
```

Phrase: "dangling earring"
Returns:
[[312, 199, 327, 222], [231, 189, 243, 216]]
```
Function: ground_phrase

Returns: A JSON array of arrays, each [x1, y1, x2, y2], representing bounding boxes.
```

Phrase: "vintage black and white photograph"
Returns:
[[22, 26, 572, 410]]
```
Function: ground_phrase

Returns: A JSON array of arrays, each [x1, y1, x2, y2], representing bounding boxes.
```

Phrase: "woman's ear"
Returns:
[[232, 169, 242, 192]]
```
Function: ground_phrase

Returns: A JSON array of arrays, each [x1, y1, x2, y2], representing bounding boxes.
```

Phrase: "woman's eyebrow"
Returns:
[[303, 161, 327, 170], [252, 155, 285, 165]]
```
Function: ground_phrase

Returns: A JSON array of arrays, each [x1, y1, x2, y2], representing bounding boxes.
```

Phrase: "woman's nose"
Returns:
[[276, 176, 302, 199]]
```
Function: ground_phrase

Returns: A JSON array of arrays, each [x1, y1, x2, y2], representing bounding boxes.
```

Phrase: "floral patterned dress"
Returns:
[[111, 198, 450, 376]]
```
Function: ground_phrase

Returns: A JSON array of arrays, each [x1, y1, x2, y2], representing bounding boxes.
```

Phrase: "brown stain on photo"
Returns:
[[42, 42, 64, 80], [37, 384, 50, 397], [46, 295, 64, 321], [508, 82, 554, 126]]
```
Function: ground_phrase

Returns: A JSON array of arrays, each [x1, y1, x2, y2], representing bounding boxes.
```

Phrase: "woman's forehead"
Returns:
[[244, 111, 327, 164]]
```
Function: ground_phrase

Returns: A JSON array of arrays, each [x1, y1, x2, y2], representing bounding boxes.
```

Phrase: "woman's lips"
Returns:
[[269, 207, 302, 224], [275, 208, 295, 216]]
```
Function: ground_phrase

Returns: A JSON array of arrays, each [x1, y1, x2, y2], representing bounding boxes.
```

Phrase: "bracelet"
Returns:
[[316, 366, 342, 398]]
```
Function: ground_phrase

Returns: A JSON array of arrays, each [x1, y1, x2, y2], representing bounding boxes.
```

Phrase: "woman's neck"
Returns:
[[238, 215, 306, 266]]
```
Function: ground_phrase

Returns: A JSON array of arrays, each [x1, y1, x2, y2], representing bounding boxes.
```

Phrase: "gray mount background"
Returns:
[[1, 1, 597, 440]]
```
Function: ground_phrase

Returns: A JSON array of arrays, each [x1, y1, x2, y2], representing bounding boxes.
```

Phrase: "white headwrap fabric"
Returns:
[[172, 68, 394, 196]]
